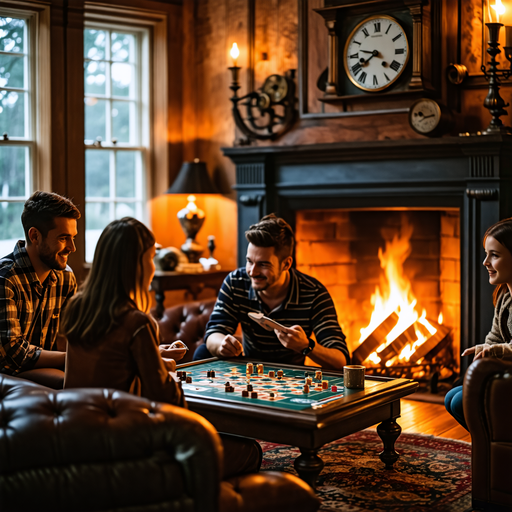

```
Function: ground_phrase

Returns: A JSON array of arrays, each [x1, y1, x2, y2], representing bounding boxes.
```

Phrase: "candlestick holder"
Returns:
[[481, 22, 512, 134], [228, 66, 296, 143]]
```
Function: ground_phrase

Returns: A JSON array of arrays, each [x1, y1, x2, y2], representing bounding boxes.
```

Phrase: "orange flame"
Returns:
[[359, 217, 438, 364]]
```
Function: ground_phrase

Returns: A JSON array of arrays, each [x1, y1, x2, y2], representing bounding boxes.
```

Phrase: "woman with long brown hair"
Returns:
[[62, 217, 261, 476], [445, 217, 512, 429], [62, 217, 186, 402]]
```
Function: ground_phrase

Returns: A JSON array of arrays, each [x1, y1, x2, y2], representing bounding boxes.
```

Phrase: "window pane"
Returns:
[[84, 29, 107, 60], [84, 98, 107, 142], [116, 151, 138, 197], [85, 202, 110, 262], [0, 146, 27, 196], [84, 60, 106, 96], [111, 32, 134, 62], [112, 100, 133, 143], [0, 17, 26, 53], [111, 63, 133, 98], [0, 90, 26, 138], [115, 202, 135, 218], [0, 202, 24, 256], [0, 54, 25, 89], [85, 149, 110, 197]]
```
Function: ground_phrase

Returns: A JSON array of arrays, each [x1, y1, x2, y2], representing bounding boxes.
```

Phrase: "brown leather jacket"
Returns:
[[64, 309, 186, 407]]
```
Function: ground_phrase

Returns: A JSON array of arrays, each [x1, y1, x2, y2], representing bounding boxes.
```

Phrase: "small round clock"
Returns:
[[344, 15, 409, 92], [409, 98, 452, 137]]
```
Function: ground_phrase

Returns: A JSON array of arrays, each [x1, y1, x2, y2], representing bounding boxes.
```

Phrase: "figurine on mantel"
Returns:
[[200, 235, 221, 271]]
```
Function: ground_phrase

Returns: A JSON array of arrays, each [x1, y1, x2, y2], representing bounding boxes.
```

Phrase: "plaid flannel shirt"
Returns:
[[0, 241, 77, 375]]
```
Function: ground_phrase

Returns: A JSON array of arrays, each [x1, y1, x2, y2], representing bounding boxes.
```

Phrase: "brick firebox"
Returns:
[[295, 209, 461, 372]]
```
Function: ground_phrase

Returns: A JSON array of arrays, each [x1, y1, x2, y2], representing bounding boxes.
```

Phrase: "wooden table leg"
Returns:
[[293, 447, 324, 489], [377, 418, 402, 469]]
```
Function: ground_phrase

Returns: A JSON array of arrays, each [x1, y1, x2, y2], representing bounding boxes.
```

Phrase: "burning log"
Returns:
[[352, 311, 399, 364], [406, 322, 451, 364], [378, 324, 417, 365]]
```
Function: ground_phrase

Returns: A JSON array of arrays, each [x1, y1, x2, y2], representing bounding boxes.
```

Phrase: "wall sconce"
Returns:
[[480, 0, 512, 134], [228, 42, 296, 143], [165, 159, 218, 267]]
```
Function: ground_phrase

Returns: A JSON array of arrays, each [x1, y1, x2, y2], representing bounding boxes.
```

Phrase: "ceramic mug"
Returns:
[[344, 365, 365, 389]]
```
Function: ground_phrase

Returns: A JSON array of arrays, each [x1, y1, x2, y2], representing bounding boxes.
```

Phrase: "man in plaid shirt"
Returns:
[[0, 191, 80, 387]]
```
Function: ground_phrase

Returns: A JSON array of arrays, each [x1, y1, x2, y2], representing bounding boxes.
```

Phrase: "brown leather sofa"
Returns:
[[0, 374, 320, 512], [155, 298, 216, 363], [463, 358, 512, 512]]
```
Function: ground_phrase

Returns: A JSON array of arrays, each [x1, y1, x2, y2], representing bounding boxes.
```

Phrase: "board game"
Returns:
[[176, 359, 384, 411]]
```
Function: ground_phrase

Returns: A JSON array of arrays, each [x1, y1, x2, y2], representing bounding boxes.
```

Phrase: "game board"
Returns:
[[177, 359, 384, 411]]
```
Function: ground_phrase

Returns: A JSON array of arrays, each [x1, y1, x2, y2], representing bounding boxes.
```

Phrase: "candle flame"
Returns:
[[491, 0, 506, 22], [230, 43, 240, 61]]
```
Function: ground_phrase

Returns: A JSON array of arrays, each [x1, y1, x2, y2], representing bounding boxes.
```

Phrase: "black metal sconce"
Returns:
[[228, 43, 296, 143]]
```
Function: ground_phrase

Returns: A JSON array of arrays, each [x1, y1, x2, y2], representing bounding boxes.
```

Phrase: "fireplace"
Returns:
[[224, 135, 512, 375]]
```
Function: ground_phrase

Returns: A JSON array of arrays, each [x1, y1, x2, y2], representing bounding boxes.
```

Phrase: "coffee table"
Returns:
[[177, 358, 419, 487]]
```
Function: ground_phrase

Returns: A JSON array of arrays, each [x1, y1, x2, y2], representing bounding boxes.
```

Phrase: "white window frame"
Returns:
[[83, 3, 169, 260]]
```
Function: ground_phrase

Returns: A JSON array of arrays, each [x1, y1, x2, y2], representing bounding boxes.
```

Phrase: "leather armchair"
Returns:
[[155, 298, 216, 363], [0, 375, 320, 512], [463, 358, 512, 512]]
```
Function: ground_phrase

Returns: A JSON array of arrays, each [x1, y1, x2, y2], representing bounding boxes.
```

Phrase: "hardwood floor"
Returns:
[[369, 398, 471, 443]]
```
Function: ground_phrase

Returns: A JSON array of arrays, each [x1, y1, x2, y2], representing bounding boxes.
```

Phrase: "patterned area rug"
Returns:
[[260, 430, 472, 512]]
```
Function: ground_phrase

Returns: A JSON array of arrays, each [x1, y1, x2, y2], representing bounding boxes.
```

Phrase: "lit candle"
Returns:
[[506, 26, 512, 46], [230, 43, 239, 67]]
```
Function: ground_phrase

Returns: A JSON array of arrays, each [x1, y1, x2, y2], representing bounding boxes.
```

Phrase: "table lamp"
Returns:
[[166, 158, 218, 265]]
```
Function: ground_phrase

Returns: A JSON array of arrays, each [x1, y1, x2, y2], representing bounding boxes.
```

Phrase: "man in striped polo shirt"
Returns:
[[199, 214, 349, 370]]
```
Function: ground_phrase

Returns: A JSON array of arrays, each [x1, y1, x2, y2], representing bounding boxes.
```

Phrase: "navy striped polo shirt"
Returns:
[[204, 267, 349, 365]]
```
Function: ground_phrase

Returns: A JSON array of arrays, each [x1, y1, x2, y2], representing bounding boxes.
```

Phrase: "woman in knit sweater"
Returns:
[[445, 217, 512, 429]]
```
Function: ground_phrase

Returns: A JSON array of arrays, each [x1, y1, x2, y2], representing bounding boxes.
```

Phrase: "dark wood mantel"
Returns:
[[223, 135, 512, 373]]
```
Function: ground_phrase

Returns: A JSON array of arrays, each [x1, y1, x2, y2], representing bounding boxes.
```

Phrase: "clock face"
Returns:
[[409, 99, 441, 134], [344, 15, 409, 92]]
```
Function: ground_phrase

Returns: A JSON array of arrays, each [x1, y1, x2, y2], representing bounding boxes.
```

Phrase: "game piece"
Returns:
[[268, 370, 275, 378], [277, 370, 283, 377], [247, 384, 253, 391], [250, 391, 258, 399], [315, 371, 322, 381], [303, 384, 310, 394], [246, 363, 253, 374], [206, 370, 211, 378], [305, 377, 312, 386], [331, 385, 337, 392], [225, 381, 230, 386], [211, 370, 215, 378], [269, 392, 275, 398], [257, 364, 264, 374], [322, 380, 329, 390], [177, 371, 184, 378], [180, 374, 187, 381], [186, 376, 192, 383], [242, 390, 249, 397], [277, 376, 282, 380]]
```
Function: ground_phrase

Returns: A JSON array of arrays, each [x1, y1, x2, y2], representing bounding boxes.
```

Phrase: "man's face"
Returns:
[[246, 243, 290, 292], [37, 217, 78, 271]]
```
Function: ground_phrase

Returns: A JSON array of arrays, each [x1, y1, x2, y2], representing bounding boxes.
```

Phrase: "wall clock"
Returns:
[[408, 98, 453, 137], [343, 15, 409, 92]]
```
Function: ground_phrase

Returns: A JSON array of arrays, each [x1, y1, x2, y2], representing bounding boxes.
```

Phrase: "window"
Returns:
[[0, 14, 31, 256], [84, 26, 149, 262]]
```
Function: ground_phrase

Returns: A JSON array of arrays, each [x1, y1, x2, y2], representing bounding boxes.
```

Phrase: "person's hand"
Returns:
[[217, 335, 244, 358], [461, 346, 476, 357], [159, 342, 188, 362], [275, 325, 309, 353], [462, 344, 493, 360], [161, 357, 177, 372]]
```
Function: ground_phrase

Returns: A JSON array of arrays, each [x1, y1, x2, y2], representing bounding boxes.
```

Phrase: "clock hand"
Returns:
[[420, 114, 436, 120], [359, 50, 379, 65], [360, 50, 375, 54]]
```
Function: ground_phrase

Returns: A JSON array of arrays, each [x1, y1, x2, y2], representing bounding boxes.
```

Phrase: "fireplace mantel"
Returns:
[[223, 135, 512, 372]]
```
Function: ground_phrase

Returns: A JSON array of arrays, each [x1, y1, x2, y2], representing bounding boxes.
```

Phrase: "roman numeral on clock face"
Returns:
[[358, 71, 367, 83], [395, 48, 405, 54], [373, 75, 378, 86], [374, 22, 381, 33], [352, 62, 362, 75], [362, 27, 369, 38], [386, 24, 392, 34], [390, 60, 401, 72], [350, 53, 359, 59], [392, 33, 402, 42]]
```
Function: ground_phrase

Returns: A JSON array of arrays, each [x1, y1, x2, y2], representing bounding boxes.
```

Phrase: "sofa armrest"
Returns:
[[0, 375, 223, 512], [463, 358, 512, 509]]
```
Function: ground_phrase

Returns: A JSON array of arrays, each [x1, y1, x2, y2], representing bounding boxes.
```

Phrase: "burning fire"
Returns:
[[359, 217, 439, 365]]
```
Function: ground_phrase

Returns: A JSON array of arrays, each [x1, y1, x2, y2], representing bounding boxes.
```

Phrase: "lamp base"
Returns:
[[181, 238, 204, 263]]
